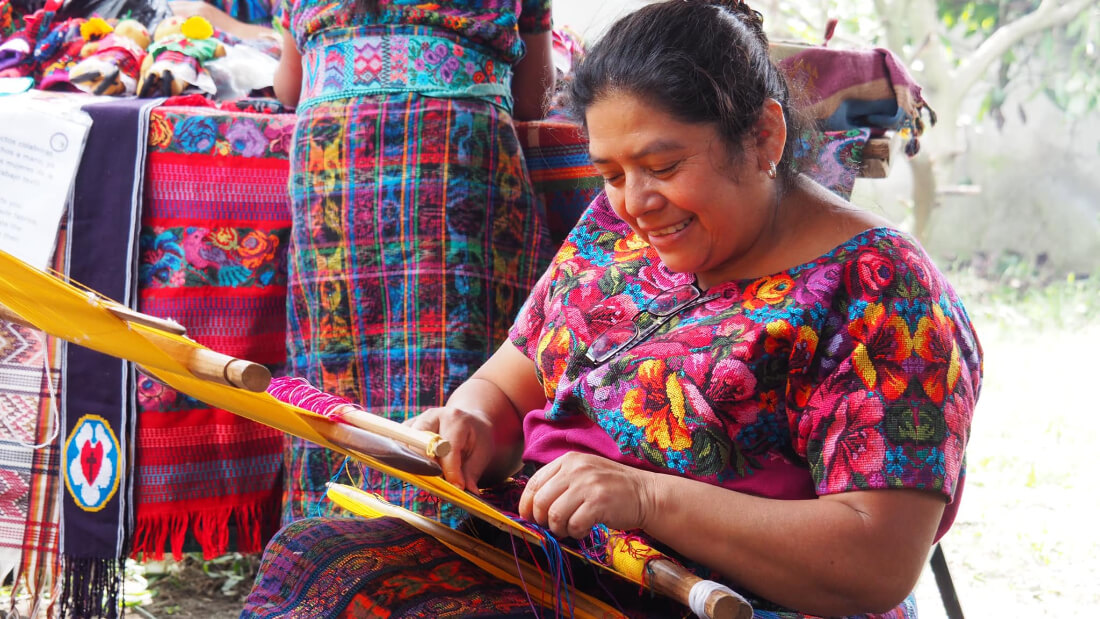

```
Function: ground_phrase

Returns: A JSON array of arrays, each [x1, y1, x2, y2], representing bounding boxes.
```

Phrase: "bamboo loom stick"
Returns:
[[486, 515, 750, 619], [363, 476, 752, 619], [1, 300, 270, 392], [137, 328, 272, 392], [646, 559, 752, 619], [103, 302, 187, 335], [326, 483, 625, 619], [335, 407, 452, 459], [298, 415, 442, 477]]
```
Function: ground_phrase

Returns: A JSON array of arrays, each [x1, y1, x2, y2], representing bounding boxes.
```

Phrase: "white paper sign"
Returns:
[[0, 93, 93, 269]]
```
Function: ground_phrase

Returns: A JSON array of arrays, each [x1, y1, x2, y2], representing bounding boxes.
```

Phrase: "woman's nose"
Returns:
[[622, 175, 662, 218]]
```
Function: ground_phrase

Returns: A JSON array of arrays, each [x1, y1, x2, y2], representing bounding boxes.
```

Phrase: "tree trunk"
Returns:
[[910, 152, 937, 242]]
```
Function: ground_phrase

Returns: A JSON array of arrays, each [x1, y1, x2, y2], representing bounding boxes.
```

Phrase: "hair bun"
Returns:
[[711, 0, 766, 36]]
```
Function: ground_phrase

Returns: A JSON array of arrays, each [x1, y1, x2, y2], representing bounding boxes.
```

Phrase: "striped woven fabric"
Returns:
[[0, 227, 65, 617], [514, 120, 603, 247], [0, 323, 62, 617], [132, 101, 291, 560]]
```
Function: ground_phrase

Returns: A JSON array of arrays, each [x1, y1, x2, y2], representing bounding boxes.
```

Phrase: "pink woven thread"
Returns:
[[266, 376, 355, 421]]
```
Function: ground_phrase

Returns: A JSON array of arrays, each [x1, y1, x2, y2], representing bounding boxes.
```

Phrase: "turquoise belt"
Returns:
[[299, 28, 514, 114]]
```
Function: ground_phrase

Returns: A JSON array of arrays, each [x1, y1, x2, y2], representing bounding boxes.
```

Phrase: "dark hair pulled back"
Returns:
[[570, 0, 802, 182]]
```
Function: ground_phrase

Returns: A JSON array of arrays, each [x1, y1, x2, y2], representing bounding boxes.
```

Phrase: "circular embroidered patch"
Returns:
[[64, 414, 121, 512]]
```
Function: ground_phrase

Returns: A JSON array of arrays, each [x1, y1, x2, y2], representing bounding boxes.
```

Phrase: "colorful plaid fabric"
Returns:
[[283, 91, 552, 525], [132, 101, 291, 561]]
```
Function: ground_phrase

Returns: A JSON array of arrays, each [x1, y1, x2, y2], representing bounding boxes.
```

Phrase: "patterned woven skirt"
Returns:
[[242, 516, 921, 619], [241, 516, 690, 619], [283, 92, 552, 524]]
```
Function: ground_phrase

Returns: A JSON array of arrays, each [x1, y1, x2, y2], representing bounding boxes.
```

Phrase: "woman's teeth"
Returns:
[[650, 218, 692, 237]]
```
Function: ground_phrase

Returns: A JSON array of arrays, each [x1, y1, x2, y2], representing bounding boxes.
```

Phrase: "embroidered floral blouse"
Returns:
[[510, 195, 982, 545], [278, 0, 552, 64]]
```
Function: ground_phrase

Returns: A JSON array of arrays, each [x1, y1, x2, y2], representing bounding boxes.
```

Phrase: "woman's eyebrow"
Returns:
[[590, 139, 686, 165]]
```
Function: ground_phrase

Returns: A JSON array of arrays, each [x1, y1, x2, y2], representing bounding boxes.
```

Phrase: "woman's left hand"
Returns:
[[519, 453, 659, 539]]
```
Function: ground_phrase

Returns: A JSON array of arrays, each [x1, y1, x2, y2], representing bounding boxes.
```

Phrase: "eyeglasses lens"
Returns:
[[587, 322, 638, 361], [646, 284, 700, 316]]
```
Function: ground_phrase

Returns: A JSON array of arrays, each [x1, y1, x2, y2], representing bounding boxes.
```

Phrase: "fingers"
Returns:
[[517, 457, 557, 520], [520, 454, 651, 539], [520, 457, 596, 538], [408, 407, 492, 492]]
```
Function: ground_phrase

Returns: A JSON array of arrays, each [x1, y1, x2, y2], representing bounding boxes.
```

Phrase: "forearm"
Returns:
[[511, 30, 555, 120], [642, 474, 943, 615], [273, 29, 301, 107]]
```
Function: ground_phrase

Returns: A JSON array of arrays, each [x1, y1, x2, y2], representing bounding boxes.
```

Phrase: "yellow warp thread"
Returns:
[[606, 535, 666, 585]]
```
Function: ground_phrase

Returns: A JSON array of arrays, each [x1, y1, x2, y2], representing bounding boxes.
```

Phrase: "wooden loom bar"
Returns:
[[1, 300, 270, 392], [335, 407, 452, 459], [103, 302, 187, 335], [135, 327, 272, 392], [647, 559, 752, 619]]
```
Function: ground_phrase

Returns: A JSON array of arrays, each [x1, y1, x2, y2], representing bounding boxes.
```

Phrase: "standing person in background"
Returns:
[[271, 0, 555, 525]]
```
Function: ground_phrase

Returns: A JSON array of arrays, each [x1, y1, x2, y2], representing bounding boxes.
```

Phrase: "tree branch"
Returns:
[[952, 0, 1095, 97]]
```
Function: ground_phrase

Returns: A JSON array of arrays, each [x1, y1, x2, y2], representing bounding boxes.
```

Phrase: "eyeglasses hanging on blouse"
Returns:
[[585, 279, 721, 364]]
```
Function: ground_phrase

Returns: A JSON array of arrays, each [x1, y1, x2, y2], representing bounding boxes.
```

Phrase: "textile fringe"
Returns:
[[131, 500, 278, 561], [59, 557, 123, 619]]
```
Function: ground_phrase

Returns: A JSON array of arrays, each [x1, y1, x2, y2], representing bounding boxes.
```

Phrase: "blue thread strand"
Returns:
[[510, 534, 543, 619], [513, 517, 574, 619]]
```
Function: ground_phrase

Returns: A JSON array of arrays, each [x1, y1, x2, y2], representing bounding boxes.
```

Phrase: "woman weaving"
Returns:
[[245, 1, 982, 617]]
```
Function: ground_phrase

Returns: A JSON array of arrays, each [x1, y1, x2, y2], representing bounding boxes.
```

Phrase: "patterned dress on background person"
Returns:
[[278, 0, 553, 524]]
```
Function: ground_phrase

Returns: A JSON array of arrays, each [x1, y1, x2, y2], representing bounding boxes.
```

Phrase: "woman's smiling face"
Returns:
[[586, 91, 777, 288]]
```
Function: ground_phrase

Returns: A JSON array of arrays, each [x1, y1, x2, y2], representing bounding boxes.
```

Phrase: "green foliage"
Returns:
[[937, 0, 1004, 37], [940, 1, 1099, 120], [949, 252, 1100, 332], [767, 0, 886, 46]]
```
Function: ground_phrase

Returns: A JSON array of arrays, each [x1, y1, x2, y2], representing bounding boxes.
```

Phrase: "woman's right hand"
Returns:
[[408, 406, 498, 492], [407, 341, 545, 491]]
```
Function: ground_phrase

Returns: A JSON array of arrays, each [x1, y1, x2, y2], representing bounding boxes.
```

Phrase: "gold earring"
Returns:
[[766, 161, 777, 179]]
